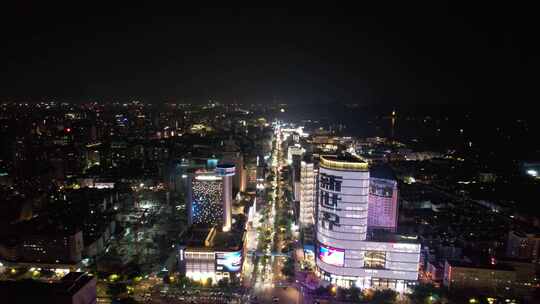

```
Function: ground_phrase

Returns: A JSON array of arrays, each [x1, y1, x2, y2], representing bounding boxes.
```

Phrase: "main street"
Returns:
[[246, 124, 301, 304]]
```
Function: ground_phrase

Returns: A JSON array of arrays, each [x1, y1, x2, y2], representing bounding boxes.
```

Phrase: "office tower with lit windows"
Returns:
[[287, 145, 305, 165], [300, 159, 316, 232], [315, 154, 420, 291], [0, 229, 84, 265], [506, 230, 540, 262], [221, 137, 246, 192], [292, 154, 302, 202], [215, 164, 235, 232]]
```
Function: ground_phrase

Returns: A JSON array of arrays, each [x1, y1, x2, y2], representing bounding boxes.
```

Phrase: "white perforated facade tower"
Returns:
[[317, 155, 370, 279]]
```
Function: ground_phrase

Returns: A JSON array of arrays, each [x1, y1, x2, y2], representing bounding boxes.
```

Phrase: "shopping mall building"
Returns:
[[316, 154, 420, 291], [178, 224, 245, 283]]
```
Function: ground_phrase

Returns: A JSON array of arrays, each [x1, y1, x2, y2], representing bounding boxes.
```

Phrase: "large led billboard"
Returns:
[[216, 251, 242, 272], [318, 244, 345, 267], [370, 183, 394, 197]]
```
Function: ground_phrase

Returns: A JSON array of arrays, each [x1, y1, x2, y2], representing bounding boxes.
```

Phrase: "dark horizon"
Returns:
[[1, 3, 538, 106]]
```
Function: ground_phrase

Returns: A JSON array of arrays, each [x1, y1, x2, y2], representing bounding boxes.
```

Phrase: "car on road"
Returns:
[[272, 296, 279, 302]]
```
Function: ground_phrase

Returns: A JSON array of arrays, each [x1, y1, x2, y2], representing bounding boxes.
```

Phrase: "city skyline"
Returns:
[[0, 4, 538, 304]]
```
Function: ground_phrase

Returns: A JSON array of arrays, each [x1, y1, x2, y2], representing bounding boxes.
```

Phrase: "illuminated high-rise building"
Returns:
[[300, 159, 316, 231], [316, 154, 420, 290], [292, 154, 302, 202], [186, 165, 235, 230], [187, 170, 224, 227], [506, 230, 540, 262], [317, 154, 370, 246], [221, 137, 246, 192], [215, 164, 235, 232], [287, 145, 305, 165]]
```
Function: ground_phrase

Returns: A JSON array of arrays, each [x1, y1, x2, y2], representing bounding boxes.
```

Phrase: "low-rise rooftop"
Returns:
[[446, 260, 515, 271], [0, 272, 96, 304], [367, 229, 420, 244]]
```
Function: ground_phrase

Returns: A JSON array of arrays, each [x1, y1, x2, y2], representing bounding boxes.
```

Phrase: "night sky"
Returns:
[[1, 3, 537, 105]]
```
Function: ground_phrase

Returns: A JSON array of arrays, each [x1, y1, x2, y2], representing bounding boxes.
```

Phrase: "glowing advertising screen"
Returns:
[[216, 251, 242, 272], [207, 158, 218, 169], [319, 244, 345, 266]]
